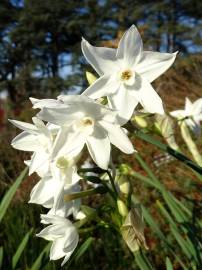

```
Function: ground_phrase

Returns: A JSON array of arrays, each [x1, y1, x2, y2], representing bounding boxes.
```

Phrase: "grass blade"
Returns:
[[0, 167, 28, 223], [134, 251, 154, 270], [12, 228, 33, 269], [157, 200, 197, 260], [74, 237, 94, 262], [30, 243, 51, 270], [0, 246, 3, 269], [166, 257, 173, 270]]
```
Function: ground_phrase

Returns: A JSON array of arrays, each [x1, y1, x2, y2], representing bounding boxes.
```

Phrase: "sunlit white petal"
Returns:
[[81, 38, 117, 76], [136, 51, 177, 82], [86, 125, 110, 169], [116, 25, 142, 68]]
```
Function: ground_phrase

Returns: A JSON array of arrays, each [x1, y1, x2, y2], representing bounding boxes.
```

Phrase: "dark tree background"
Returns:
[[0, 0, 201, 105]]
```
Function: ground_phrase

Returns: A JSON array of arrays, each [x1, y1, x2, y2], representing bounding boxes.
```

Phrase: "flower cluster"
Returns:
[[10, 25, 177, 266]]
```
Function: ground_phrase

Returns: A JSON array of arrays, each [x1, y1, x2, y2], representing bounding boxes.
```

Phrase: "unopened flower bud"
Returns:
[[86, 71, 97, 85], [117, 199, 128, 217], [133, 115, 148, 128], [119, 164, 131, 175], [118, 176, 131, 195]]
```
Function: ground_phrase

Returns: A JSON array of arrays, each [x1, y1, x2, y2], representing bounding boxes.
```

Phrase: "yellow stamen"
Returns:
[[121, 70, 133, 81]]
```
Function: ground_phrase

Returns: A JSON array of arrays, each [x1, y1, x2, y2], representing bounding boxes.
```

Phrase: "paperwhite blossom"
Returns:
[[37, 215, 79, 266], [170, 97, 202, 135], [10, 117, 58, 177], [81, 25, 177, 124], [29, 175, 81, 218], [31, 95, 135, 170]]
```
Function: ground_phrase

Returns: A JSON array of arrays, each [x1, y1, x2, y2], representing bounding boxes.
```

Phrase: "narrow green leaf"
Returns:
[[135, 131, 202, 175], [12, 228, 33, 269], [162, 191, 187, 223], [134, 251, 154, 270], [193, 170, 202, 182], [142, 206, 166, 241], [130, 171, 159, 190], [166, 257, 173, 270], [0, 167, 28, 223], [172, 196, 191, 218], [134, 153, 164, 190], [170, 225, 191, 259], [142, 206, 188, 270], [74, 237, 94, 262], [0, 246, 3, 269], [157, 200, 197, 260], [30, 243, 51, 270], [134, 157, 188, 224]]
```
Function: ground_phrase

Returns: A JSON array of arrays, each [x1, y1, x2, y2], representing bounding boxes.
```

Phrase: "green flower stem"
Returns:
[[78, 167, 106, 174], [64, 186, 107, 202], [106, 170, 118, 197], [180, 121, 202, 167]]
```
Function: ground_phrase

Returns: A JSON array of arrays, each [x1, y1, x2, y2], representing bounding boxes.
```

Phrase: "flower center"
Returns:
[[120, 70, 133, 81], [56, 156, 69, 169], [74, 116, 95, 136], [81, 117, 94, 127]]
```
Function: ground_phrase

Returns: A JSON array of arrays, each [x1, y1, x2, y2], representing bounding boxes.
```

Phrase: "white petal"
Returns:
[[81, 38, 117, 76], [86, 125, 110, 170], [29, 97, 39, 105], [185, 97, 192, 113], [50, 238, 67, 260], [58, 94, 91, 104], [50, 223, 78, 263], [31, 98, 67, 109], [61, 244, 77, 266], [63, 226, 79, 251], [58, 95, 117, 124], [99, 121, 135, 154], [116, 25, 143, 68], [29, 150, 49, 175], [82, 75, 119, 99], [37, 223, 66, 241], [37, 107, 82, 126], [192, 98, 202, 115], [32, 117, 52, 140], [136, 51, 177, 82], [52, 127, 85, 159], [51, 182, 65, 215], [108, 85, 138, 125], [11, 132, 39, 151], [170, 110, 186, 119], [34, 158, 50, 178], [29, 176, 55, 208], [40, 214, 69, 225], [132, 76, 164, 114], [9, 119, 38, 133]]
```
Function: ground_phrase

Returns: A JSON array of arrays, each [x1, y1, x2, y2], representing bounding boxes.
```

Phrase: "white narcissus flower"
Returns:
[[10, 117, 59, 177], [37, 215, 79, 266], [29, 152, 82, 218], [29, 175, 81, 218], [31, 95, 135, 170], [81, 25, 177, 124], [170, 97, 202, 135]]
